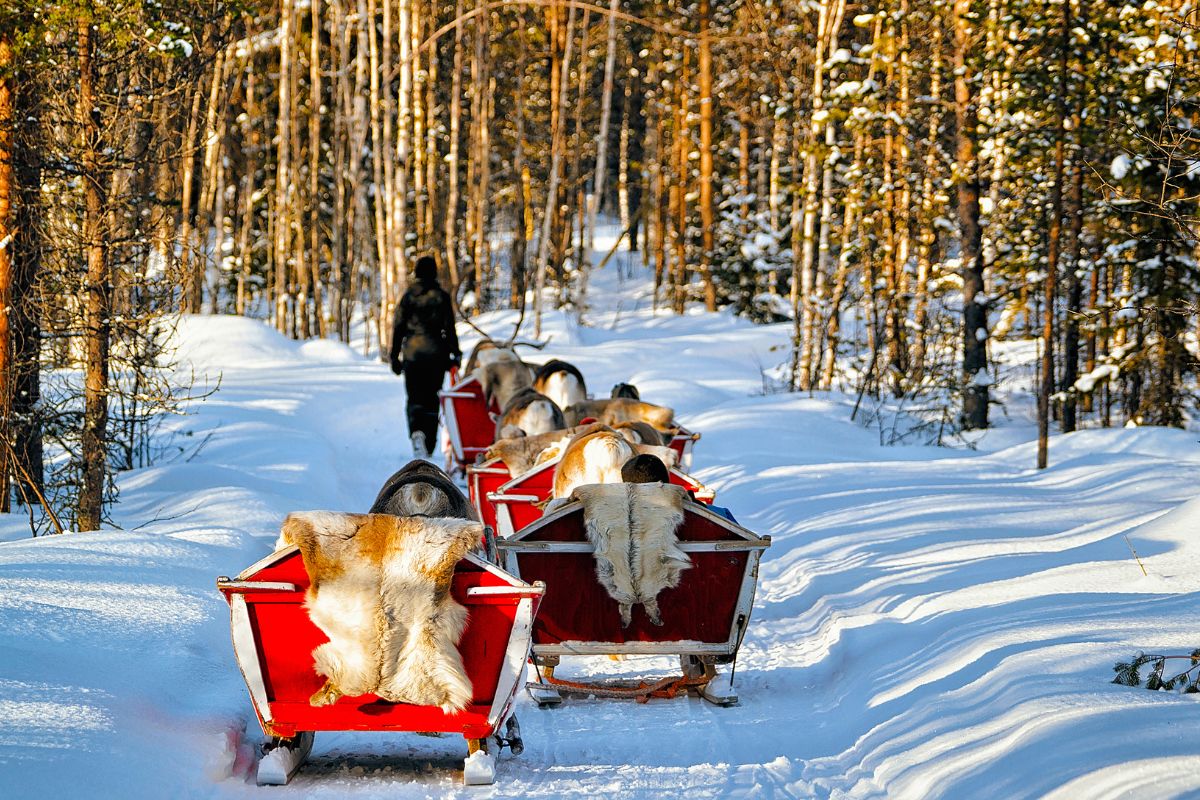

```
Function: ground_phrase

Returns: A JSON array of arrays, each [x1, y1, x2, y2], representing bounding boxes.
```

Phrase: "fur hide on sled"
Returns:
[[566, 483, 692, 627], [278, 511, 482, 713]]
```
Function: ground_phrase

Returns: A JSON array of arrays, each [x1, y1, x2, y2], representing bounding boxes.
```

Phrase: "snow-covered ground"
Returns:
[[4, 244, 1200, 798]]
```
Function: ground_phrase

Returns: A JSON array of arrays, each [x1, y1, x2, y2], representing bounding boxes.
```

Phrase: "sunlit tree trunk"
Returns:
[[78, 15, 110, 531]]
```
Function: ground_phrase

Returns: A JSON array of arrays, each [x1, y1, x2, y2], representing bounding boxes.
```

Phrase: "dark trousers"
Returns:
[[404, 361, 446, 444]]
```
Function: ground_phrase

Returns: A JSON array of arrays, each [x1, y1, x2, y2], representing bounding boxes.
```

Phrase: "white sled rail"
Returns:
[[215, 577, 299, 593]]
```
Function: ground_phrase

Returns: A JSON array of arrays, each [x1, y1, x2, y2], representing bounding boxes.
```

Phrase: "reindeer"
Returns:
[[564, 397, 677, 433], [486, 423, 606, 475], [533, 359, 588, 410], [611, 382, 640, 400], [612, 420, 669, 446], [551, 428, 636, 499], [550, 426, 679, 499], [495, 387, 566, 438]]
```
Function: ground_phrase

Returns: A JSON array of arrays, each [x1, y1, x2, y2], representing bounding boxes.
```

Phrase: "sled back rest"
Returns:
[[440, 375, 500, 464], [497, 501, 769, 650], [468, 458, 512, 531]]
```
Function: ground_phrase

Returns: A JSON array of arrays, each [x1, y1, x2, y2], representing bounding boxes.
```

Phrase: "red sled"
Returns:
[[467, 457, 515, 534], [439, 372, 498, 472], [485, 457, 715, 537], [217, 547, 544, 786], [668, 427, 701, 472], [496, 498, 769, 706]]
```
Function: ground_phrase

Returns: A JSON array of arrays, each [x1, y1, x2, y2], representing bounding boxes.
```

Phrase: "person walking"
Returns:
[[389, 256, 462, 459]]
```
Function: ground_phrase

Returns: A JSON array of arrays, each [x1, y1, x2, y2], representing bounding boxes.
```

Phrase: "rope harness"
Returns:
[[528, 672, 711, 703]]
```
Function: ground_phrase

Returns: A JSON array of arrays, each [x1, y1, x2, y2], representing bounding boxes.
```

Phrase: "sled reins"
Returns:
[[529, 669, 711, 703]]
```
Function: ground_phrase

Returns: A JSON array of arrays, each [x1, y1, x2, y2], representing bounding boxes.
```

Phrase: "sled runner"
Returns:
[[217, 546, 543, 786], [486, 458, 716, 537], [439, 371, 499, 471], [494, 493, 768, 706]]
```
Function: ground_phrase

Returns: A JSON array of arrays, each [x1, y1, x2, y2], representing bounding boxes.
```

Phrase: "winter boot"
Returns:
[[410, 431, 430, 460]]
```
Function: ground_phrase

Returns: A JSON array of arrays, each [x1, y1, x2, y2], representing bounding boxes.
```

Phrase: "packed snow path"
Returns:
[[4, 263, 1200, 797]]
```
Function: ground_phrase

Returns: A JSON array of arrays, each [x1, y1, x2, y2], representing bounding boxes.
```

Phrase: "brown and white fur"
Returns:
[[463, 340, 517, 374], [564, 397, 676, 433], [613, 420, 669, 447], [495, 387, 566, 439], [568, 483, 691, 626], [551, 427, 637, 499], [533, 359, 588, 410], [279, 511, 480, 713], [486, 422, 607, 475], [474, 354, 534, 411]]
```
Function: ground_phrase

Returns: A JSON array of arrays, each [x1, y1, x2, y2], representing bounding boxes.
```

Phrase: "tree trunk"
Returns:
[[276, 0, 296, 334], [444, 0, 465, 293], [471, 6, 491, 309], [910, 12, 943, 383], [78, 16, 111, 531], [1038, 0, 1069, 468], [697, 0, 717, 311], [0, 31, 12, 511], [511, 13, 530, 307], [534, 4, 576, 337], [10, 47, 43, 506], [310, 0, 326, 337], [587, 0, 620, 254], [672, 48, 691, 315], [178, 82, 205, 314], [955, 0, 988, 430], [394, 0, 412, 298]]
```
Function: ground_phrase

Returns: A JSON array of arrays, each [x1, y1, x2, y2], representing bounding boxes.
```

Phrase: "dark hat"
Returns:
[[414, 255, 438, 285]]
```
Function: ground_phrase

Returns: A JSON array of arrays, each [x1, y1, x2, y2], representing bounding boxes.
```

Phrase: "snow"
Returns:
[[1111, 154, 1132, 180], [5, 237, 1200, 797]]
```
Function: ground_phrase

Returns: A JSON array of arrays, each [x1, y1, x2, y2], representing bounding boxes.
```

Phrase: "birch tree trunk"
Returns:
[[672, 48, 691, 315], [534, 4, 576, 337], [179, 81, 204, 314], [310, 0, 326, 337], [587, 0, 620, 254], [444, 0, 464, 291], [275, 0, 296, 334], [394, 0, 412, 298]]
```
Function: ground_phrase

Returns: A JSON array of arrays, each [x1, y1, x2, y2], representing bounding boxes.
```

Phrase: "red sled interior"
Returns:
[[440, 374, 499, 468], [468, 458, 512, 532], [218, 548, 541, 741], [497, 501, 768, 656]]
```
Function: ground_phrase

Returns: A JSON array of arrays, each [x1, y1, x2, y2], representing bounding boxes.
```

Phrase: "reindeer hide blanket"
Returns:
[[567, 483, 692, 627], [279, 511, 482, 713]]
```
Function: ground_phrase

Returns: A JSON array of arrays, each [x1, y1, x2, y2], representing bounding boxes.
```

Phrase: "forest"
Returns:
[[0, 0, 1197, 531]]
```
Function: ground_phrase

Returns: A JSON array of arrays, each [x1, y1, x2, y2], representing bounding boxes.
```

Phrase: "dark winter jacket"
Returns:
[[389, 277, 461, 369]]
